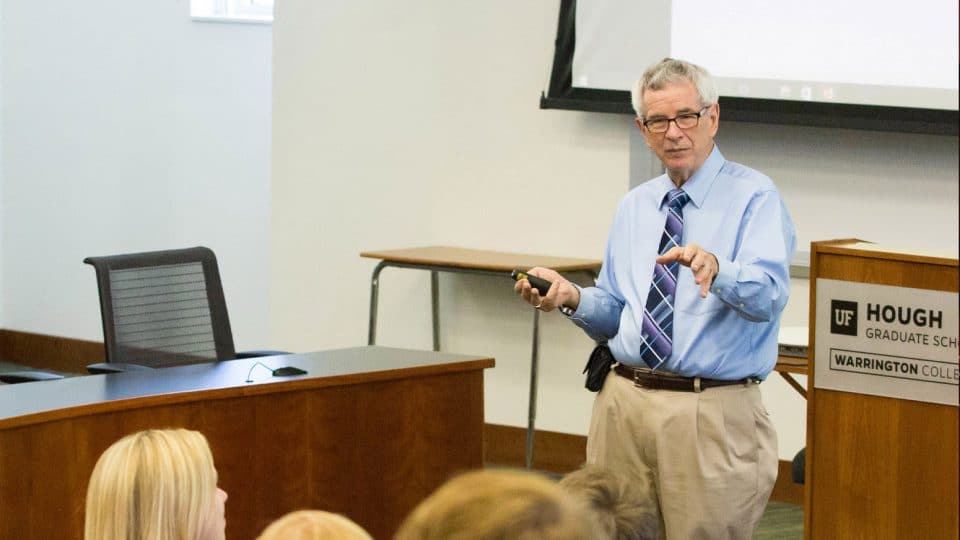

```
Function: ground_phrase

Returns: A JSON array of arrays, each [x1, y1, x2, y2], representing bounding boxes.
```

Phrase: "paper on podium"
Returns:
[[778, 325, 808, 358]]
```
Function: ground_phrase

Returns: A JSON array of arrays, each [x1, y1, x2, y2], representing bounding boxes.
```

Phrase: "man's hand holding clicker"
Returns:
[[513, 267, 580, 312]]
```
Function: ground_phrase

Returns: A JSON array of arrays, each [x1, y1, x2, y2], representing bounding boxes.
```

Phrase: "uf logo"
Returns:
[[831, 300, 858, 336]]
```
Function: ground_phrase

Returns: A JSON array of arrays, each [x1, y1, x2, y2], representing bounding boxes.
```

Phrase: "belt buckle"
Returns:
[[634, 369, 663, 390], [632, 368, 657, 389]]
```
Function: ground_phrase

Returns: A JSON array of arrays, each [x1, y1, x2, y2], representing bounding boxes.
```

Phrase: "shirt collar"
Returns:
[[656, 145, 725, 209]]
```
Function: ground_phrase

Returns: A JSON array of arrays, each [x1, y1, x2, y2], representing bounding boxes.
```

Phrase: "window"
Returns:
[[191, 0, 273, 24]]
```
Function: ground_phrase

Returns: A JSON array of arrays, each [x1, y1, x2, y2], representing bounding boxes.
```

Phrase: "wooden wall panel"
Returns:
[[0, 329, 103, 374]]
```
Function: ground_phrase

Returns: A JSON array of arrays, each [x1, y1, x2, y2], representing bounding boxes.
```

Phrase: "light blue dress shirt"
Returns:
[[569, 146, 796, 380]]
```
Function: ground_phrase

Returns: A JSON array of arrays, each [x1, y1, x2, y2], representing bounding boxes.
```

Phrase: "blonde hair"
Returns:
[[256, 510, 373, 540], [84, 429, 219, 540], [559, 465, 659, 540], [394, 469, 599, 540]]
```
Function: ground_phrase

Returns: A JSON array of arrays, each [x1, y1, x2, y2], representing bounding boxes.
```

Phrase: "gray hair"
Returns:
[[631, 58, 718, 118], [559, 465, 660, 540]]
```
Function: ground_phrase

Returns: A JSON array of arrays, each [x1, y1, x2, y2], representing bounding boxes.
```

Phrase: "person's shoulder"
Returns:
[[609, 177, 665, 223], [623, 176, 667, 202], [719, 160, 777, 192]]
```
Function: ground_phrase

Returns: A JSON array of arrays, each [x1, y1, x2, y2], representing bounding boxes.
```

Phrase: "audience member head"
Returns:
[[84, 428, 227, 540], [394, 468, 598, 540], [559, 465, 659, 540], [630, 57, 718, 118], [256, 510, 373, 540]]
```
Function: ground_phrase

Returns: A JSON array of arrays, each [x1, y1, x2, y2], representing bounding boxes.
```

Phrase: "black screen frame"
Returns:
[[540, 0, 959, 136]]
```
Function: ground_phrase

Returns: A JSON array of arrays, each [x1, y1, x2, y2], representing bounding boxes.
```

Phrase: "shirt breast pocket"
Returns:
[[676, 278, 725, 315]]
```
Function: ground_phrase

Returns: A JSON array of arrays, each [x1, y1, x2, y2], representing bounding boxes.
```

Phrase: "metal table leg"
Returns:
[[367, 261, 388, 345], [525, 307, 540, 469], [431, 270, 440, 351], [366, 261, 596, 472], [524, 270, 596, 470]]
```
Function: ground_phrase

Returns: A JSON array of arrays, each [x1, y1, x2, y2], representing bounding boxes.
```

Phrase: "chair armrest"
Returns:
[[0, 370, 66, 384], [234, 350, 291, 359], [86, 362, 156, 374]]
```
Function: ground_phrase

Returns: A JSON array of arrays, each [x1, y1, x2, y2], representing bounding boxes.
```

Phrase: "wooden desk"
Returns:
[[360, 246, 600, 468], [0, 346, 494, 540]]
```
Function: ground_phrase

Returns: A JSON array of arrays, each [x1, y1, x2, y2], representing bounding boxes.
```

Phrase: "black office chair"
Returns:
[[1, 246, 284, 383], [83, 246, 285, 372]]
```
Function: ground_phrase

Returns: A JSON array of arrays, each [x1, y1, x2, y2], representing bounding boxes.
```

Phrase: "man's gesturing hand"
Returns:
[[655, 243, 718, 298]]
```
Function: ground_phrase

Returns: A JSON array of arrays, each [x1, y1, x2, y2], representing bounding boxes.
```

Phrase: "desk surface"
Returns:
[[361, 245, 601, 273]]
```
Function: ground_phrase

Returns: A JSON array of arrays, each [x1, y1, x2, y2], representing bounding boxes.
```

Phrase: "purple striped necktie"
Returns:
[[639, 188, 690, 370]]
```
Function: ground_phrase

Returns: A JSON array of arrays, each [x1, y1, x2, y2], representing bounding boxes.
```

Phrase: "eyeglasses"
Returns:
[[641, 106, 711, 133]]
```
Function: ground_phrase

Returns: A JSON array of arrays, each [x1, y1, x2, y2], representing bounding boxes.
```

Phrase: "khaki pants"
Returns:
[[587, 371, 777, 540]]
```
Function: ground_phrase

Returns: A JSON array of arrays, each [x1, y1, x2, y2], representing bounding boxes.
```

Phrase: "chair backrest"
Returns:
[[84, 247, 237, 367]]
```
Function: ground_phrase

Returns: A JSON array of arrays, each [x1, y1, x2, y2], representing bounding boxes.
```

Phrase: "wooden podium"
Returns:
[[805, 240, 958, 539]]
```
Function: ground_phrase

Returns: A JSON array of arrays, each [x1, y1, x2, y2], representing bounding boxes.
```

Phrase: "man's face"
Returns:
[[638, 81, 718, 185]]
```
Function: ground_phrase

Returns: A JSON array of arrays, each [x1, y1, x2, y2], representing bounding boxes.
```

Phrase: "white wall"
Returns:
[[269, 2, 958, 462], [718, 122, 959, 255], [272, 1, 622, 443], [0, 1, 272, 349]]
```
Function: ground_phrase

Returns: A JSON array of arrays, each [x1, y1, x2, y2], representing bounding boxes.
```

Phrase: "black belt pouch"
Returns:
[[583, 343, 614, 392]]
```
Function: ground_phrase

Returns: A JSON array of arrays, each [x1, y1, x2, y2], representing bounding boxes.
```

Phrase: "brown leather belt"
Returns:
[[613, 363, 754, 393]]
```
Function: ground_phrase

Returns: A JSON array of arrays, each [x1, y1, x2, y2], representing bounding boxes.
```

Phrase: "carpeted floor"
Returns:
[[754, 501, 803, 539]]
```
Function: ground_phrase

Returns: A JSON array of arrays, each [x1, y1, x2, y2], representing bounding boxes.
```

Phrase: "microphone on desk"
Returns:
[[245, 361, 307, 383]]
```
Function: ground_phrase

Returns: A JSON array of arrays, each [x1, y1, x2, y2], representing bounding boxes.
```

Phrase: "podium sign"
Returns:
[[815, 278, 958, 406]]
